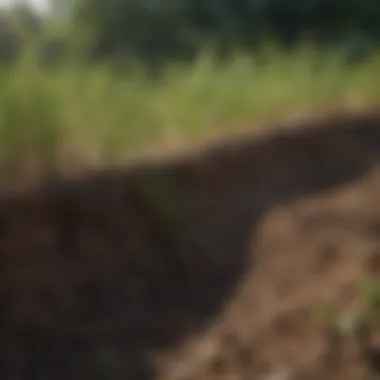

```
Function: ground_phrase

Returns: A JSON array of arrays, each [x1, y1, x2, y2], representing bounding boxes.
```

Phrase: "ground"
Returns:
[[0, 110, 379, 379]]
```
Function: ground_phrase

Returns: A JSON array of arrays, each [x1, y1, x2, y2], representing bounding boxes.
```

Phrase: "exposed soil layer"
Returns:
[[0, 110, 380, 379]]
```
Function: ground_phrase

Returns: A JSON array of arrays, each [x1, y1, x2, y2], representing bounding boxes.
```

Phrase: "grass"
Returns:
[[0, 43, 380, 176], [310, 275, 380, 375], [312, 275, 380, 340]]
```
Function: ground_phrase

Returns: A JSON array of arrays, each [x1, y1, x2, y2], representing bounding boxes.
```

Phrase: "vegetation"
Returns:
[[0, 43, 379, 176], [0, 0, 379, 177], [312, 274, 380, 363], [56, 0, 380, 65]]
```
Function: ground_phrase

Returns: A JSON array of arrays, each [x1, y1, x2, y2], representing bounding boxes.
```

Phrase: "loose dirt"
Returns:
[[0, 110, 379, 379]]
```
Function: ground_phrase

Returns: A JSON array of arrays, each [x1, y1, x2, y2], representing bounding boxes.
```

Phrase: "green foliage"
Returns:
[[0, 44, 379, 174], [312, 276, 380, 341], [0, 47, 63, 174], [61, 0, 380, 65], [359, 275, 380, 314]]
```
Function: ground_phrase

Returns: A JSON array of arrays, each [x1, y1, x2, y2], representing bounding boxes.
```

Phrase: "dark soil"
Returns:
[[0, 110, 379, 379]]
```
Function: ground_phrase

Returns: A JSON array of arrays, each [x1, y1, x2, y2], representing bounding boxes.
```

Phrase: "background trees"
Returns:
[[1, 0, 380, 66]]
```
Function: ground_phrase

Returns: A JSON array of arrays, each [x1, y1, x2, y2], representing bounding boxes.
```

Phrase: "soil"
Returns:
[[0, 109, 379, 379]]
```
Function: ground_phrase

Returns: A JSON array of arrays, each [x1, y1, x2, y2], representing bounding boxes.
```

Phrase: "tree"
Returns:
[[50, 0, 380, 65]]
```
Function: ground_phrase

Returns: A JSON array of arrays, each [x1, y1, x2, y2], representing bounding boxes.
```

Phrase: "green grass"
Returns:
[[312, 275, 380, 340], [0, 43, 380, 175]]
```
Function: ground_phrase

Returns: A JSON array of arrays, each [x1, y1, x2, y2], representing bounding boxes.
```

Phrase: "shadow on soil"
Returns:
[[0, 111, 379, 379]]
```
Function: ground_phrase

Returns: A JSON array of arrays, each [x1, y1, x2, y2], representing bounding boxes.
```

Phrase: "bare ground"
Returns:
[[0, 110, 379, 379]]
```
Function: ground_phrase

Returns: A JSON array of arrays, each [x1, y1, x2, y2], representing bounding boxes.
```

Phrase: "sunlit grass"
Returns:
[[0, 43, 379, 175]]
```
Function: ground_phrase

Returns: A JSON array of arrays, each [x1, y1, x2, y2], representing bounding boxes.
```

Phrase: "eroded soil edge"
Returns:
[[0, 111, 379, 379]]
